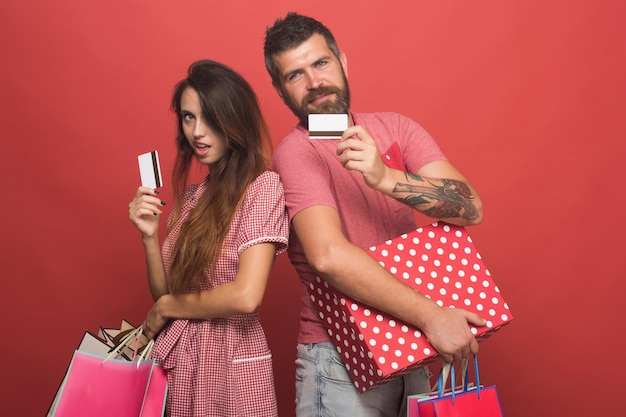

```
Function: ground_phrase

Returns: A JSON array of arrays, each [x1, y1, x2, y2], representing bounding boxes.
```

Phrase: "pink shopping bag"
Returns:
[[51, 350, 167, 417], [142, 363, 168, 417], [408, 356, 504, 417]]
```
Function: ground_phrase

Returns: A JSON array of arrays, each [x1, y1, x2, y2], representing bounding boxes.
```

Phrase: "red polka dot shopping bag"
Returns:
[[308, 222, 513, 393]]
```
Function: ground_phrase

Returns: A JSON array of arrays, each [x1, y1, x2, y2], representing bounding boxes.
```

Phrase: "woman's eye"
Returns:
[[182, 113, 194, 121]]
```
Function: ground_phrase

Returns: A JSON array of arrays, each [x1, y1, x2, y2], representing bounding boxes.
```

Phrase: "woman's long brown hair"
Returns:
[[167, 60, 272, 293]]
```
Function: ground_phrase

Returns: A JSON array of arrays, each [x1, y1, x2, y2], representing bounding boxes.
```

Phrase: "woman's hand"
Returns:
[[142, 295, 170, 340], [128, 187, 165, 238]]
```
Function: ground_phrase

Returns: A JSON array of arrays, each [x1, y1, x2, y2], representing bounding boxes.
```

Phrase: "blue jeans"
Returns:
[[295, 342, 432, 417]]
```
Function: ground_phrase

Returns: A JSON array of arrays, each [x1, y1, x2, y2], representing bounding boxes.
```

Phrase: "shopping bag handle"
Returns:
[[102, 325, 154, 368], [437, 355, 482, 404]]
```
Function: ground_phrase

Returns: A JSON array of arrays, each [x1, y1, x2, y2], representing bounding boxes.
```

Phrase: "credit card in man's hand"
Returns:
[[138, 150, 163, 188], [308, 114, 348, 139]]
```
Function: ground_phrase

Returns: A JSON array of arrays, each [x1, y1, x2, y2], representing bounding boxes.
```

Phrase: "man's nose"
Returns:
[[306, 71, 323, 90]]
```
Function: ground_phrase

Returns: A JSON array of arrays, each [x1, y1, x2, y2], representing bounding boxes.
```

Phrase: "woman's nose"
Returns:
[[193, 120, 205, 138]]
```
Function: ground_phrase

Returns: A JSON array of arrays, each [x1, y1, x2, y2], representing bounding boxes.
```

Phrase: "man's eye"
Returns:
[[287, 72, 301, 81], [316, 60, 328, 68]]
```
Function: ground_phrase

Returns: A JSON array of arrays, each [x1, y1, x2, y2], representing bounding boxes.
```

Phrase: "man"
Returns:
[[264, 12, 486, 416]]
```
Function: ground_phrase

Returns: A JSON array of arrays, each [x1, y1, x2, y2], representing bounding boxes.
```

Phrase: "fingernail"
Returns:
[[153, 212, 157, 216], [160, 201, 167, 206], [154, 190, 160, 195]]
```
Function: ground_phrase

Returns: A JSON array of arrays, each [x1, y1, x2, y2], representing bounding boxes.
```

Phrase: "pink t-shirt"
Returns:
[[273, 112, 447, 343]]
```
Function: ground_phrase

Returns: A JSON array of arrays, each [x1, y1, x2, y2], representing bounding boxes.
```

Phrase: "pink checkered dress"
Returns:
[[151, 171, 289, 417]]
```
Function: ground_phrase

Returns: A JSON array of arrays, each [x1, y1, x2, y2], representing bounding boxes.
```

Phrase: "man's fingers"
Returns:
[[443, 346, 475, 365], [465, 310, 487, 327], [336, 138, 364, 156], [440, 352, 454, 364], [470, 338, 480, 355]]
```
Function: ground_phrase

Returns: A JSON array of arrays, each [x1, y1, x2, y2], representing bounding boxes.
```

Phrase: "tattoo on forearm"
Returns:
[[393, 173, 479, 220]]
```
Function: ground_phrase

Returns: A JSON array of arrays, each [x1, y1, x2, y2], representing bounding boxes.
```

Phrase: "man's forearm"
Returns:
[[317, 240, 440, 331], [393, 172, 480, 222]]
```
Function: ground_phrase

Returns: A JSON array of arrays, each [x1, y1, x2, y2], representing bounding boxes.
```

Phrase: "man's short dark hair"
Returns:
[[264, 12, 341, 87]]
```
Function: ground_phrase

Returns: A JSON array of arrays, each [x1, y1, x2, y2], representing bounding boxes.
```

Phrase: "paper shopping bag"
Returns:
[[47, 321, 153, 416], [309, 221, 513, 392], [424, 385, 502, 417], [46, 331, 111, 417], [142, 363, 168, 417], [51, 350, 167, 417], [408, 356, 504, 417]]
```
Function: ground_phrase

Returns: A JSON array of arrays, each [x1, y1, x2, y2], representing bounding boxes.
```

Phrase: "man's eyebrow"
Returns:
[[314, 54, 332, 64]]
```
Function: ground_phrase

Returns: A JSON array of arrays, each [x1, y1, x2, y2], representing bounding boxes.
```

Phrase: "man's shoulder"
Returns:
[[354, 112, 422, 136], [354, 111, 423, 143], [274, 124, 307, 152], [272, 124, 311, 172], [353, 111, 410, 123]]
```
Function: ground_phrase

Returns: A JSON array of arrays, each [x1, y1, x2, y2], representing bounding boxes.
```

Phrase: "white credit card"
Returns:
[[308, 114, 348, 139], [138, 150, 163, 188]]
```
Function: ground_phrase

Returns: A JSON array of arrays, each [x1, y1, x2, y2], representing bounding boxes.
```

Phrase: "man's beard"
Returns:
[[285, 74, 351, 127]]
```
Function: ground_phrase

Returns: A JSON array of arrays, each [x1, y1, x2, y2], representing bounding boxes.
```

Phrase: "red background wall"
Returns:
[[1, 1, 624, 416]]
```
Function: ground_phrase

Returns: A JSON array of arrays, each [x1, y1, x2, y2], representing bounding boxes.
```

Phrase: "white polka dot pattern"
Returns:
[[308, 222, 513, 393]]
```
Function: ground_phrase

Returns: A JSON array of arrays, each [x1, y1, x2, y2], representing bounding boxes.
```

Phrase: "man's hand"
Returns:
[[422, 306, 486, 364], [336, 125, 389, 189]]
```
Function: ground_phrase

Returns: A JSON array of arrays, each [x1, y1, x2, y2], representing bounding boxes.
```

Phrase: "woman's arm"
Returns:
[[141, 242, 276, 339], [140, 235, 168, 300], [128, 186, 168, 300]]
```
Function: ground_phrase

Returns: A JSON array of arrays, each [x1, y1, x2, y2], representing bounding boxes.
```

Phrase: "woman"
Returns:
[[128, 60, 288, 416]]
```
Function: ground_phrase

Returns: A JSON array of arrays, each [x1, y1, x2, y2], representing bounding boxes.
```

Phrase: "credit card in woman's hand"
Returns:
[[138, 150, 163, 188]]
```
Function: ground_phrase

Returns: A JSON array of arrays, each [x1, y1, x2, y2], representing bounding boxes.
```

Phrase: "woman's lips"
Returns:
[[194, 143, 210, 157]]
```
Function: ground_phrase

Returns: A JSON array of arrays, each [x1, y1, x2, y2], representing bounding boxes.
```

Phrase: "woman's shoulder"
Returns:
[[244, 171, 283, 200], [251, 170, 281, 187], [181, 176, 209, 199]]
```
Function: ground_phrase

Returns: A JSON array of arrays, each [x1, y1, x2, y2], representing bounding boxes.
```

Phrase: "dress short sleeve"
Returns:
[[237, 171, 289, 254]]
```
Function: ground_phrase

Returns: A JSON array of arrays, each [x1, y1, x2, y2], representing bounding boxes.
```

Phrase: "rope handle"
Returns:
[[102, 325, 152, 367], [436, 355, 482, 404]]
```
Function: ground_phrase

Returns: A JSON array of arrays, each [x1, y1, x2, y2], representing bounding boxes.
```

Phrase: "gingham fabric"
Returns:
[[152, 171, 288, 417]]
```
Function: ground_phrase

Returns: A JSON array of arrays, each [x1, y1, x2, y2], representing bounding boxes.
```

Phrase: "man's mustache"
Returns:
[[304, 87, 341, 103]]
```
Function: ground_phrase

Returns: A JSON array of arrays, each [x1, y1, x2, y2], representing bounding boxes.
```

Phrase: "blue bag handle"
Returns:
[[437, 355, 482, 405]]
